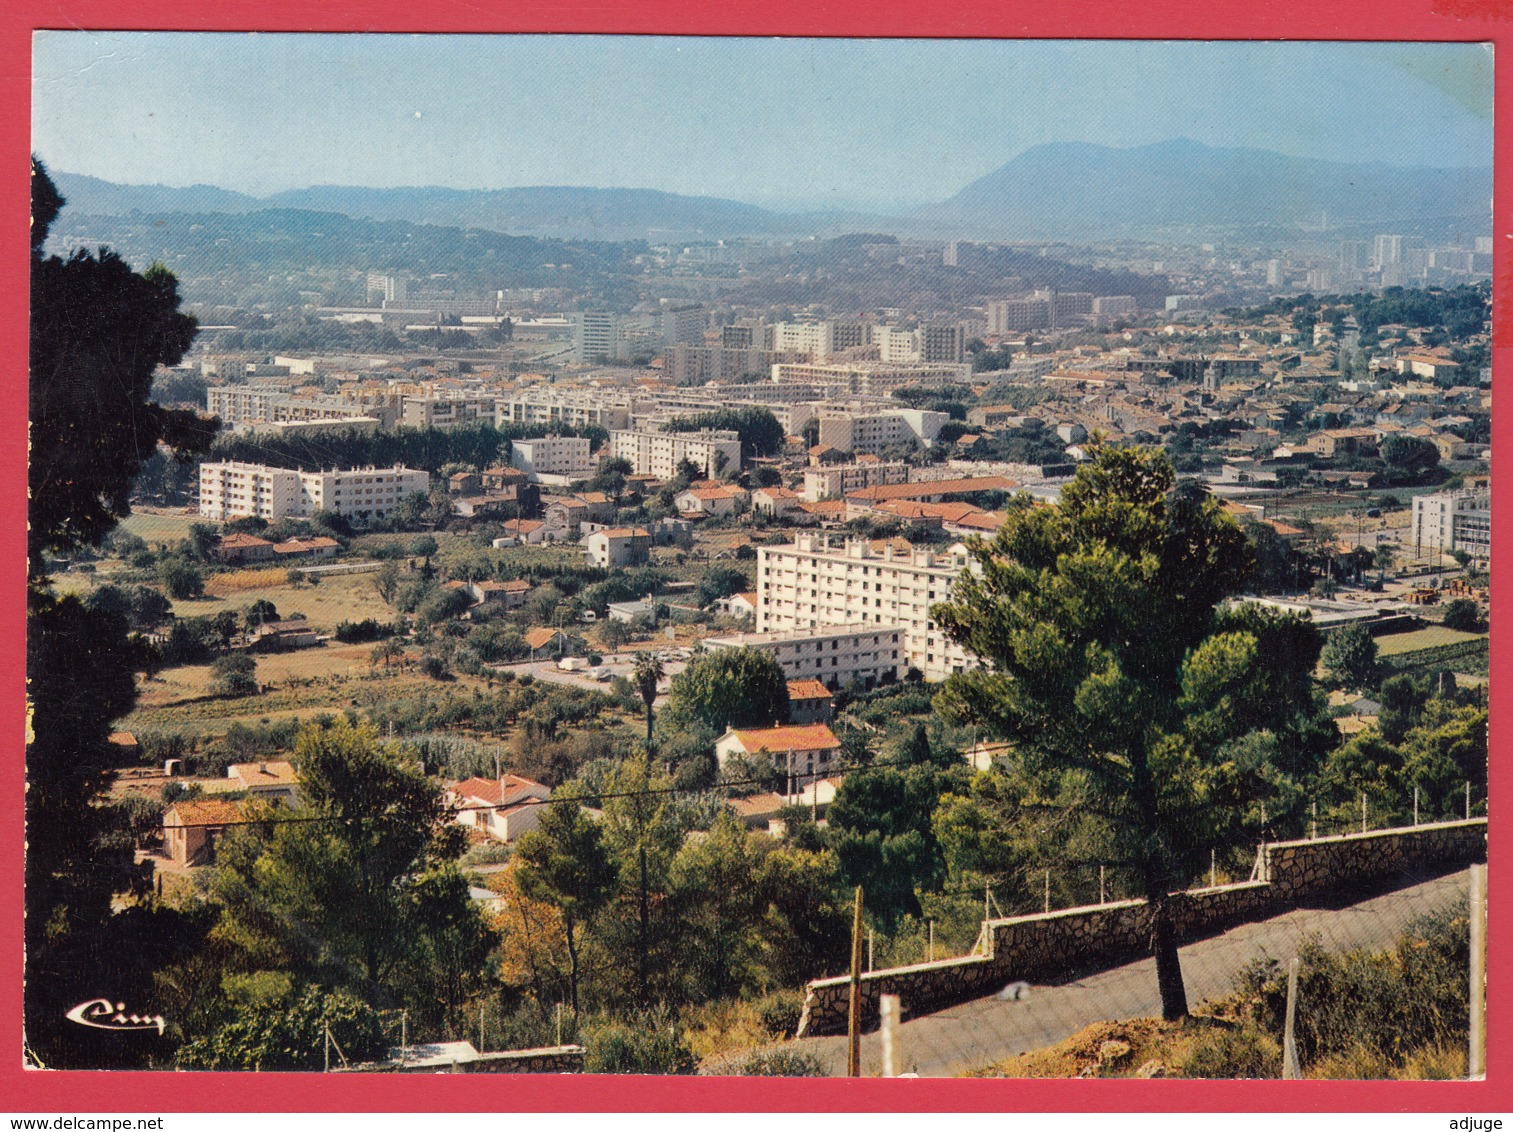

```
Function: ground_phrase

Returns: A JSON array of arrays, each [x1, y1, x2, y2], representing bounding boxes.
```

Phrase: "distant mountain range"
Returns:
[[51, 139, 1492, 244], [907, 139, 1492, 240]]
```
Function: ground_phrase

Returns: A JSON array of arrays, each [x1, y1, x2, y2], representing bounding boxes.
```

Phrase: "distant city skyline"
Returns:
[[32, 35, 1493, 213]]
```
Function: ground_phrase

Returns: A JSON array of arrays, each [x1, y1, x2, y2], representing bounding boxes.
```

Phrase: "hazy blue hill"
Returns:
[[51, 172, 264, 216], [261, 184, 808, 241], [910, 139, 1493, 239]]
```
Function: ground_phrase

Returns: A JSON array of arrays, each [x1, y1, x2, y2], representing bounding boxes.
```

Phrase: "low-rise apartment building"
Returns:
[[199, 461, 429, 523], [801, 462, 910, 502], [495, 390, 633, 431], [510, 436, 594, 480], [817, 409, 948, 454], [1411, 487, 1491, 565], [755, 534, 979, 682], [608, 428, 743, 479], [702, 624, 905, 691]]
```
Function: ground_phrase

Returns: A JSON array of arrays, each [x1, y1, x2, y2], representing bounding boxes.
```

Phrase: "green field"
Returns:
[[1375, 626, 1484, 656], [171, 570, 393, 631], [119, 509, 205, 546]]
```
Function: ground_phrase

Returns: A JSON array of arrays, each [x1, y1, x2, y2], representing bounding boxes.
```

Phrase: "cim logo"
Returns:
[[64, 999, 166, 1035]]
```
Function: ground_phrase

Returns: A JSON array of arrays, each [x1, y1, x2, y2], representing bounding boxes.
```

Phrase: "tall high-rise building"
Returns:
[[572, 311, 621, 363]]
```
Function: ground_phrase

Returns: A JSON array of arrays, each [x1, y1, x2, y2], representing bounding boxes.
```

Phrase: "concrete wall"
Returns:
[[796, 819, 1485, 1037]]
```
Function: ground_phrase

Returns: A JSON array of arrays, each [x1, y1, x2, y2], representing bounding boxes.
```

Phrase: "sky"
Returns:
[[31, 35, 1494, 213]]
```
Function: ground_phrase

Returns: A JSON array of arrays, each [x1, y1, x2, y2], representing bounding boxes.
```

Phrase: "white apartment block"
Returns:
[[608, 428, 743, 479], [510, 436, 594, 480], [801, 462, 910, 502], [756, 534, 979, 682], [1411, 488, 1491, 565], [496, 390, 633, 431], [817, 409, 948, 454], [771, 361, 970, 397], [702, 624, 905, 691], [573, 312, 622, 363], [199, 462, 429, 524], [400, 395, 496, 429], [773, 321, 840, 359]]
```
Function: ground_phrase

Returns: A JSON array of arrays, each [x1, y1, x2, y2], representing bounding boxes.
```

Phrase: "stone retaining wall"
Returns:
[[470, 1046, 586, 1073], [796, 819, 1485, 1038]]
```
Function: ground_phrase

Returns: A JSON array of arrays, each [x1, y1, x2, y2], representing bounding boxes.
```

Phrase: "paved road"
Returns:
[[490, 652, 688, 693], [797, 869, 1471, 1077]]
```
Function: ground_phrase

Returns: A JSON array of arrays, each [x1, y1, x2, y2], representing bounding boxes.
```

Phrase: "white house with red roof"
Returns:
[[445, 773, 552, 843], [714, 722, 843, 791]]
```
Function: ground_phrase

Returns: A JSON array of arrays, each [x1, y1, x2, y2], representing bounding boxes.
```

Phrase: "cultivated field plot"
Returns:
[[119, 508, 203, 546], [171, 571, 392, 629], [1375, 626, 1484, 655]]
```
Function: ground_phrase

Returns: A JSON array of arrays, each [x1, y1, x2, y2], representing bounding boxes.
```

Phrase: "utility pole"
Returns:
[[1099, 864, 1106, 906], [1361, 791, 1368, 834], [1311, 799, 1317, 841], [1281, 956, 1302, 1079], [1044, 868, 1050, 914], [480, 1003, 486, 1053], [1414, 785, 1420, 827], [847, 886, 864, 1078], [1210, 849, 1217, 889], [927, 919, 934, 963]]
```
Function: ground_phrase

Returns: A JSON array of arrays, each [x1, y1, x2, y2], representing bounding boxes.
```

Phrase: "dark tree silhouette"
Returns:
[[26, 159, 217, 1067], [29, 159, 216, 577]]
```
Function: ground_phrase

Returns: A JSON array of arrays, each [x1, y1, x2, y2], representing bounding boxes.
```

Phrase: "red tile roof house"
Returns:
[[226, 760, 300, 804], [162, 799, 247, 868], [785, 679, 835, 724], [714, 723, 843, 791], [272, 535, 341, 559], [214, 533, 276, 564], [468, 579, 533, 610], [445, 774, 552, 843], [523, 627, 570, 659]]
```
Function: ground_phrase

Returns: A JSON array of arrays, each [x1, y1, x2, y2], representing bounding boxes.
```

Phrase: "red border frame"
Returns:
[[3, 0, 1508, 1113]]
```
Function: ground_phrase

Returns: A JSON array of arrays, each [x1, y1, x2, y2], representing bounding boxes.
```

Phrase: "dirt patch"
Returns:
[[967, 1015, 1232, 1079]]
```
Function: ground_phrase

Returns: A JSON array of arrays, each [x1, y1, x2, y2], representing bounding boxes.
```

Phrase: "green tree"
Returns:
[[1441, 598, 1485, 633], [210, 652, 258, 697], [931, 445, 1318, 1020], [1380, 434, 1440, 474], [632, 653, 665, 750], [826, 764, 946, 928], [213, 720, 452, 994], [158, 556, 206, 599], [659, 647, 789, 735], [695, 566, 752, 609], [1320, 622, 1379, 691], [176, 983, 389, 1071], [668, 811, 768, 1001], [514, 796, 618, 1016]]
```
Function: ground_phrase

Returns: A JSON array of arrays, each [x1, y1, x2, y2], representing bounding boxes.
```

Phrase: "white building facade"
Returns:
[[510, 436, 595, 480], [702, 624, 905, 691], [608, 428, 743, 478], [756, 534, 979, 682], [199, 461, 429, 523]]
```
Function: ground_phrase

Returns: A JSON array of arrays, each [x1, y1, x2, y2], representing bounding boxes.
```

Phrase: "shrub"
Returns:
[[583, 1014, 695, 1075], [335, 618, 394, 644], [1179, 1021, 1281, 1079], [723, 1047, 828, 1077], [752, 990, 804, 1040], [210, 653, 258, 697]]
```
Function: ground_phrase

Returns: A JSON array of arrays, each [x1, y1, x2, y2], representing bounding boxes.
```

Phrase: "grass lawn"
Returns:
[[1375, 626, 1484, 656]]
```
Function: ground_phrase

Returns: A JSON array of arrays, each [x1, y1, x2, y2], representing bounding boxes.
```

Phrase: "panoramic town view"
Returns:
[[26, 36, 1490, 1078]]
